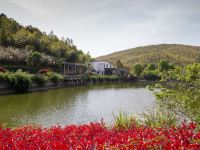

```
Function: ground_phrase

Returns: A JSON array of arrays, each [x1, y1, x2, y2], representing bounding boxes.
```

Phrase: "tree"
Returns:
[[133, 64, 144, 76], [146, 63, 156, 70], [116, 60, 123, 68], [12, 29, 29, 48], [27, 31, 41, 50], [185, 63, 200, 81], [158, 60, 171, 71], [0, 14, 90, 66], [40, 35, 51, 53], [50, 41, 67, 57], [28, 52, 43, 66]]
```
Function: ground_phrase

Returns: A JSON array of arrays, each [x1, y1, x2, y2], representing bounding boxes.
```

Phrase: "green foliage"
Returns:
[[146, 63, 156, 70], [142, 109, 177, 128], [0, 46, 55, 67], [142, 69, 160, 80], [47, 72, 64, 83], [10, 70, 32, 92], [12, 29, 29, 48], [28, 52, 43, 66], [88, 75, 120, 82], [0, 14, 90, 66], [32, 71, 63, 85], [132, 64, 144, 76], [0, 70, 64, 92], [0, 70, 32, 92], [113, 109, 177, 129], [0, 72, 13, 83], [185, 63, 200, 82], [32, 74, 48, 86], [159, 63, 200, 82], [152, 75, 200, 126], [96, 44, 200, 66], [158, 60, 174, 71], [113, 111, 139, 129]]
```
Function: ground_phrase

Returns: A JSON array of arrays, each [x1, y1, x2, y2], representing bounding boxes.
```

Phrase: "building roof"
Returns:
[[91, 61, 112, 64]]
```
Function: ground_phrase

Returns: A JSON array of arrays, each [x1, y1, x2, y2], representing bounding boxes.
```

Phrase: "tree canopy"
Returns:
[[0, 13, 91, 67]]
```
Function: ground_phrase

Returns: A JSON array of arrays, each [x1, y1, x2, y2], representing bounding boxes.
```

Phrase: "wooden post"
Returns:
[[75, 64, 77, 77], [64, 63, 65, 76], [67, 64, 69, 76]]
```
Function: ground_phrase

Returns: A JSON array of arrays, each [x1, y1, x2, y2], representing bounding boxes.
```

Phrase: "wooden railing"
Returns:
[[63, 62, 86, 80]]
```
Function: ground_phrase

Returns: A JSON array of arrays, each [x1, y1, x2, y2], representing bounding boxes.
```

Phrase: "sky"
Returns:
[[0, 0, 200, 57]]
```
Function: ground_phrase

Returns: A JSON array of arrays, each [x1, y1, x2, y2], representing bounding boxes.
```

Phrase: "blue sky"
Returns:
[[0, 0, 200, 57]]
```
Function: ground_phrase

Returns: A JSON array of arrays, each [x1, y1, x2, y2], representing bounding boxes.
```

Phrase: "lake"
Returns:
[[0, 82, 156, 127]]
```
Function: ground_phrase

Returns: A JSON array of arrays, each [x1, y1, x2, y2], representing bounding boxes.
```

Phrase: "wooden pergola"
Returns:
[[63, 62, 86, 79]]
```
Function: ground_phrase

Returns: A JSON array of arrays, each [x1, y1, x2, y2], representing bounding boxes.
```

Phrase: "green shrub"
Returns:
[[142, 109, 177, 128], [98, 76, 104, 82], [83, 73, 90, 81], [113, 111, 139, 129], [0, 72, 13, 83], [32, 74, 48, 86], [113, 109, 177, 129], [89, 75, 120, 82], [142, 70, 160, 80], [11, 70, 32, 92], [47, 72, 63, 83], [91, 76, 97, 82], [132, 64, 144, 76]]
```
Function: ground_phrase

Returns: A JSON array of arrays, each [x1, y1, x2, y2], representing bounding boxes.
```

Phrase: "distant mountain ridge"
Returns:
[[96, 44, 200, 66]]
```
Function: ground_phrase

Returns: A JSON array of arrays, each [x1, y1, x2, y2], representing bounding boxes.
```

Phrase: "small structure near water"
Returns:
[[63, 62, 87, 85]]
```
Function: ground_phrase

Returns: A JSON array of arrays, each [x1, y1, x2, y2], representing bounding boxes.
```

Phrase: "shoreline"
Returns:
[[0, 80, 157, 96]]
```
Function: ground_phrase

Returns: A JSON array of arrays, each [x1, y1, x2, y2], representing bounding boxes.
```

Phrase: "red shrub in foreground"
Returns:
[[0, 122, 200, 149], [0, 66, 6, 73], [39, 68, 49, 74]]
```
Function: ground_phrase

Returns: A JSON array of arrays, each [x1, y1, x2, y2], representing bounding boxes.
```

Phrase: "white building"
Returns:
[[90, 61, 113, 75]]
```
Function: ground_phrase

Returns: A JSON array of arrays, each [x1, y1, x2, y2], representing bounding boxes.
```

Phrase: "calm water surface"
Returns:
[[0, 82, 156, 127]]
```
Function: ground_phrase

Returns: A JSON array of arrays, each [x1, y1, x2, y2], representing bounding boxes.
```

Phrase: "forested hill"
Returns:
[[96, 44, 200, 66], [0, 13, 90, 68]]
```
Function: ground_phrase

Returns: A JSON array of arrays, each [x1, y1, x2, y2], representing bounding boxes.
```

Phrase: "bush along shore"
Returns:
[[0, 66, 133, 94], [0, 111, 200, 149], [0, 68, 64, 93], [0, 60, 199, 94]]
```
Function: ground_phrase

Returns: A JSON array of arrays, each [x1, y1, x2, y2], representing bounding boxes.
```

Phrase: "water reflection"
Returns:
[[0, 82, 156, 127]]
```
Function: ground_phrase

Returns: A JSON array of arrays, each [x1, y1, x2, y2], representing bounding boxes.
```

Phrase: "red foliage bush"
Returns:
[[0, 122, 200, 149], [39, 68, 48, 74], [0, 66, 6, 73]]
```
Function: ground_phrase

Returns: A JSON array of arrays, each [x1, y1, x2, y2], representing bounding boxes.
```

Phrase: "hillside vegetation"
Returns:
[[0, 13, 90, 70], [96, 44, 200, 66]]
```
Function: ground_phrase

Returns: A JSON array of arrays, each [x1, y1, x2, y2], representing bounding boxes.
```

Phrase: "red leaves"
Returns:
[[0, 66, 6, 73], [39, 68, 48, 74], [0, 122, 200, 149]]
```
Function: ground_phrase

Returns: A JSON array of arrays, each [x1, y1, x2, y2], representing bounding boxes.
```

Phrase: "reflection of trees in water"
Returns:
[[154, 83, 200, 125], [86, 82, 152, 90], [0, 82, 153, 127], [0, 87, 89, 127]]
